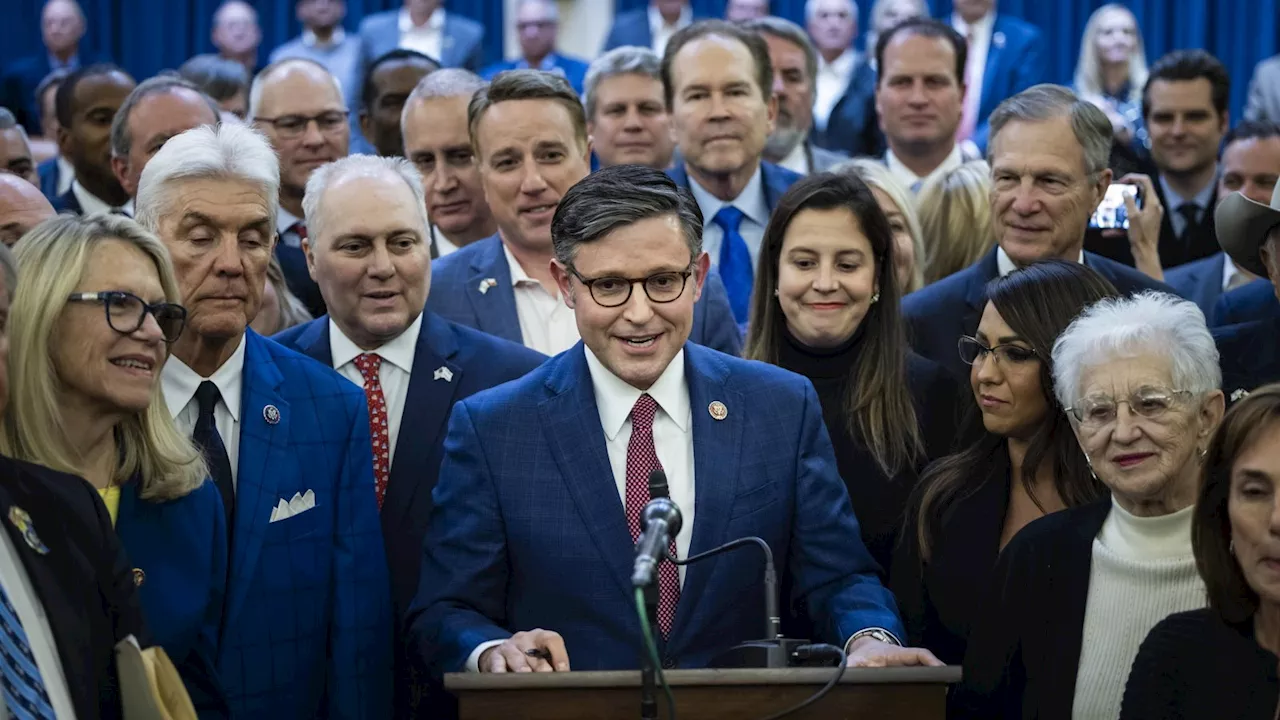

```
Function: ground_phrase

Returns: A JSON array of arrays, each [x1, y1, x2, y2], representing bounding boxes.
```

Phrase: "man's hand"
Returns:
[[1106, 173, 1165, 281], [479, 629, 570, 673], [845, 636, 943, 668]]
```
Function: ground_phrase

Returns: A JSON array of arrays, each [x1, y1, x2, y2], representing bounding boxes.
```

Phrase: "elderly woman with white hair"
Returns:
[[953, 291, 1226, 719]]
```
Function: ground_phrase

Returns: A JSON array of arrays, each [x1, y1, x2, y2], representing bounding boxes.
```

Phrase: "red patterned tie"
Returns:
[[625, 394, 680, 637], [290, 221, 308, 241], [354, 353, 390, 508]]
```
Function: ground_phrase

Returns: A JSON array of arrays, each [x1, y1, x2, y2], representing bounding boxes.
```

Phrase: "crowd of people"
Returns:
[[0, 0, 1279, 718]]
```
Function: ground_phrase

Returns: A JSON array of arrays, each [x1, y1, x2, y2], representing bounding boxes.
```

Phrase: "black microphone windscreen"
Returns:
[[647, 469, 669, 499]]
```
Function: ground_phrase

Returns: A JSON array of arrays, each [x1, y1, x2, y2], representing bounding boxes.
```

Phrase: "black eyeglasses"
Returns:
[[957, 335, 1039, 366], [66, 291, 188, 344], [568, 267, 693, 308], [253, 110, 350, 138]]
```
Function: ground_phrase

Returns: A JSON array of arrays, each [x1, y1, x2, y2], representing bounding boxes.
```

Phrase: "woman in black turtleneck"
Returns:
[[743, 171, 959, 576]]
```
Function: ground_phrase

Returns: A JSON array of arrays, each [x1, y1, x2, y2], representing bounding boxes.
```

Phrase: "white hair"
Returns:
[[134, 123, 280, 234], [401, 69, 486, 129], [247, 58, 345, 121], [517, 0, 559, 22], [1051, 291, 1221, 408], [805, 0, 858, 23], [302, 155, 429, 245]]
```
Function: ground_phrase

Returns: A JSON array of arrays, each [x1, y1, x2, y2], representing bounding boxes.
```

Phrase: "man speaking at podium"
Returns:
[[407, 165, 940, 674]]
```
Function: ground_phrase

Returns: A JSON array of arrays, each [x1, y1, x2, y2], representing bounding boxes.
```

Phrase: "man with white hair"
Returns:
[[213, 0, 264, 76], [274, 153, 544, 715], [135, 123, 391, 719], [1213, 179, 1280, 401], [250, 58, 349, 317]]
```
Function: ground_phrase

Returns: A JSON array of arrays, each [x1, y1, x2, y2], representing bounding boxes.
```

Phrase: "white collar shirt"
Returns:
[[71, 180, 126, 216], [886, 144, 965, 192], [504, 244, 579, 356], [647, 3, 692, 57], [162, 336, 247, 486], [330, 313, 421, 464], [997, 246, 1087, 277], [777, 141, 810, 176], [813, 49, 856, 132], [398, 7, 446, 60]]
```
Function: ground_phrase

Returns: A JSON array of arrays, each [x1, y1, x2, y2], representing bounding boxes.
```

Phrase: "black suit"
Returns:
[[1214, 315, 1280, 401], [902, 247, 1180, 379], [1084, 176, 1219, 270], [0, 453, 149, 719], [811, 60, 883, 158]]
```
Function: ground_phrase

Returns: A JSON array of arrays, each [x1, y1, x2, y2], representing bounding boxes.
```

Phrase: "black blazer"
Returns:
[[1214, 315, 1280, 401], [811, 60, 883, 158], [892, 441, 1010, 666], [0, 453, 149, 720], [902, 247, 1180, 379], [951, 499, 1112, 720], [52, 188, 84, 215], [1083, 176, 1219, 270]]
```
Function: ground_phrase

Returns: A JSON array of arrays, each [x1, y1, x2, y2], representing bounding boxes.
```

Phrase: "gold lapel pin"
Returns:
[[8, 506, 48, 555], [132, 568, 146, 587], [708, 401, 728, 421]]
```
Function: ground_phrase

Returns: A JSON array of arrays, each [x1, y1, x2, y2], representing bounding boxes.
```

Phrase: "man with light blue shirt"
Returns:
[[481, 0, 589, 95], [270, 0, 362, 115], [358, 0, 485, 72]]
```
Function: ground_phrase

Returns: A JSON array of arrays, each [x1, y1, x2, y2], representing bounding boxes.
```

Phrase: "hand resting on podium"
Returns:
[[845, 636, 944, 668], [478, 629, 571, 673]]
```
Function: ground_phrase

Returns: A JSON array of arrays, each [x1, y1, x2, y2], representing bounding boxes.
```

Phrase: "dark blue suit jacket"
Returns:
[[481, 54, 590, 95], [902, 247, 1179, 379], [426, 234, 744, 356], [53, 187, 83, 215], [1165, 252, 1226, 320], [602, 8, 653, 52], [1212, 279, 1280, 327], [812, 59, 883, 158], [666, 160, 801, 215], [358, 10, 485, 70], [1, 54, 92, 133], [117, 479, 228, 718], [37, 157, 62, 202], [407, 341, 904, 674], [1214, 315, 1280, 401], [216, 331, 391, 719], [970, 16, 1045, 153]]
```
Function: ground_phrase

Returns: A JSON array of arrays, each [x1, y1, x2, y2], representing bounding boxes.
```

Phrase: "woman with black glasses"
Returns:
[[892, 260, 1117, 667], [1, 214, 229, 716]]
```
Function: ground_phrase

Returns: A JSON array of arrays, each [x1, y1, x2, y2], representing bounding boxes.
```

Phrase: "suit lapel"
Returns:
[[1047, 500, 1110, 709], [962, 248, 999, 331], [464, 236, 523, 343], [760, 163, 789, 212], [666, 164, 691, 190], [980, 19, 1006, 112], [294, 316, 334, 366]]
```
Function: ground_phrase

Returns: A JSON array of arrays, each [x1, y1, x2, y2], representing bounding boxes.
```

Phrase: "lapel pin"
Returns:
[[433, 366, 454, 383], [8, 506, 48, 555], [1231, 388, 1250, 403], [993, 31, 1006, 49], [478, 278, 497, 294], [708, 401, 728, 421], [132, 568, 145, 587], [263, 405, 281, 425]]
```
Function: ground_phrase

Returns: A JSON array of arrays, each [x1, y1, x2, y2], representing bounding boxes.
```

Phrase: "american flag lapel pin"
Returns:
[[478, 278, 497, 294]]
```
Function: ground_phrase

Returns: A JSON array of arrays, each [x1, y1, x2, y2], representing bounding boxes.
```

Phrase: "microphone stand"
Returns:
[[640, 580, 660, 720]]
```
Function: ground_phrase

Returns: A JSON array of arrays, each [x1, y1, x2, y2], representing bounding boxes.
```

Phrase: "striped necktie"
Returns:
[[0, 583, 55, 719]]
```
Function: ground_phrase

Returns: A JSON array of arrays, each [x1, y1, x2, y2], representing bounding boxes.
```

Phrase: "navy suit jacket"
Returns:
[[811, 59, 883, 158], [666, 161, 800, 215], [53, 187, 83, 215], [1165, 252, 1226, 320], [1, 54, 94, 133], [1212, 279, 1280, 327], [37, 157, 62, 202], [970, 15, 1045, 153], [216, 331, 391, 719], [903, 248, 1179, 379], [358, 10, 485, 70], [116, 479, 229, 718], [1214, 315, 1280, 401], [407, 342, 904, 674], [426, 234, 744, 357], [481, 54, 590, 94], [602, 8, 654, 52]]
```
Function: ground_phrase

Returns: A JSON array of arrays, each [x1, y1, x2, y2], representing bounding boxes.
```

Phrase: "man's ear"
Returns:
[[550, 258, 575, 309], [303, 237, 316, 281]]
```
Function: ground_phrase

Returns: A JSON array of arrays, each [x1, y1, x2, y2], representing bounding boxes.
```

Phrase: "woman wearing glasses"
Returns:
[[743, 172, 958, 578], [954, 291, 1225, 719], [0, 215, 229, 716], [892, 260, 1116, 667]]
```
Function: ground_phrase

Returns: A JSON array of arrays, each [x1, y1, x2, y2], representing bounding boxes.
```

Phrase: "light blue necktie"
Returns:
[[712, 206, 752, 325], [0, 582, 55, 720]]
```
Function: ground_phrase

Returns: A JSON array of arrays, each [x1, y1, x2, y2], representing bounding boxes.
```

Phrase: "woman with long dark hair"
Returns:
[[891, 260, 1117, 665], [744, 171, 958, 574]]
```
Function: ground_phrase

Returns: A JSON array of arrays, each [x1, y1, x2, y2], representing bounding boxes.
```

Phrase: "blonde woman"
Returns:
[[3, 214, 228, 715], [917, 160, 995, 284], [835, 158, 926, 292], [1074, 4, 1149, 151]]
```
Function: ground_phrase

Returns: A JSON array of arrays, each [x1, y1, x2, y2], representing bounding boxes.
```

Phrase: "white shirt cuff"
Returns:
[[844, 627, 902, 655], [465, 639, 507, 672]]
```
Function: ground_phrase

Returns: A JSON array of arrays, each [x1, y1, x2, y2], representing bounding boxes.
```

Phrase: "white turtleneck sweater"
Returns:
[[1072, 498, 1207, 719]]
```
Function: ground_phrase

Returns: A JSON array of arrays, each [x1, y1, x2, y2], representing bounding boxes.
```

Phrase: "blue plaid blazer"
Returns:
[[217, 331, 391, 718], [407, 342, 903, 674]]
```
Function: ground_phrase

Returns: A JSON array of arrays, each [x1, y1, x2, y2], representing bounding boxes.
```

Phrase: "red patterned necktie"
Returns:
[[354, 353, 390, 508], [290, 221, 308, 241], [625, 394, 680, 637]]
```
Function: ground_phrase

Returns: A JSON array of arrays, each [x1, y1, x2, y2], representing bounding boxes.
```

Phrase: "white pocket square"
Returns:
[[269, 490, 316, 523]]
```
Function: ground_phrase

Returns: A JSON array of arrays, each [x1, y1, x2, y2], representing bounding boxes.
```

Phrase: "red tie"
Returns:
[[625, 394, 680, 637], [290, 221, 308, 240], [354, 353, 390, 508]]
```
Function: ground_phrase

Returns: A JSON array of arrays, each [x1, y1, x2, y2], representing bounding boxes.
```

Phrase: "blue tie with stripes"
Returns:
[[0, 582, 55, 719], [712, 205, 753, 325]]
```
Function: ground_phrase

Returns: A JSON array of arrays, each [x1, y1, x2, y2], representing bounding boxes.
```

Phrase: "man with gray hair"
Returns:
[[0, 172, 55, 246], [0, 108, 38, 186], [273, 153, 544, 715], [481, 0, 590, 94], [744, 16, 846, 174], [1213, 175, 1280, 400], [806, 0, 880, 156], [583, 46, 677, 170], [903, 83, 1176, 379], [401, 69, 496, 256], [135, 123, 391, 719]]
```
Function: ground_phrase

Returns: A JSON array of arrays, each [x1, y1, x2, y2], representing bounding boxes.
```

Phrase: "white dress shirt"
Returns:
[[777, 142, 810, 176], [647, 3, 693, 58], [71, 180, 126, 216], [0, 527, 76, 720], [431, 226, 458, 257], [330, 313, 421, 464], [997, 246, 1087, 277], [276, 206, 303, 247], [1222, 254, 1251, 291], [953, 11, 995, 138], [162, 336, 247, 486], [814, 49, 856, 132], [399, 7, 446, 61], [886, 145, 965, 192], [685, 166, 770, 270], [54, 156, 74, 196], [304, 27, 346, 49], [505, 245, 579, 356]]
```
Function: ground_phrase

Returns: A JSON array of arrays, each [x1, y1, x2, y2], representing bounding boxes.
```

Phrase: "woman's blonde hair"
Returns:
[[917, 160, 994, 284], [833, 158, 926, 292], [1073, 4, 1148, 103], [3, 214, 206, 501]]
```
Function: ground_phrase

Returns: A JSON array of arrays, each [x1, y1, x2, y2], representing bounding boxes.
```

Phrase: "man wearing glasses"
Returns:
[[426, 69, 742, 357], [250, 58, 349, 317]]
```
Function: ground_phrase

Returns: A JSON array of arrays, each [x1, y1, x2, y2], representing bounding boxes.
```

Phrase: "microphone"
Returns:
[[631, 497, 682, 588], [647, 468, 669, 500]]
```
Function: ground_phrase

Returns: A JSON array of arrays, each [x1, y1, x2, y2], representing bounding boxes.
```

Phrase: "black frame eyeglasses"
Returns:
[[567, 266, 694, 308], [66, 291, 188, 344], [957, 335, 1040, 366], [252, 110, 350, 138]]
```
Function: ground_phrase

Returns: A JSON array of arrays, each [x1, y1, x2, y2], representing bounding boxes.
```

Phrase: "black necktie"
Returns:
[[192, 381, 235, 531], [1176, 203, 1200, 242]]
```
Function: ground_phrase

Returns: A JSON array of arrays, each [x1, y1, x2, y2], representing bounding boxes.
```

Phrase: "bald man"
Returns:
[[213, 0, 263, 75], [2, 0, 90, 133], [0, 173, 56, 246]]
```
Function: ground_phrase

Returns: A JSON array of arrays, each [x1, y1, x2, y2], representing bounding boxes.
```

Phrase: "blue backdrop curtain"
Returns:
[[615, 0, 1280, 123]]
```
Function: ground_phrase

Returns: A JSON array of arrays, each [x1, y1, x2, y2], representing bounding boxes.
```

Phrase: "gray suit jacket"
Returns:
[[808, 143, 847, 173], [1246, 55, 1280, 123], [357, 10, 484, 71]]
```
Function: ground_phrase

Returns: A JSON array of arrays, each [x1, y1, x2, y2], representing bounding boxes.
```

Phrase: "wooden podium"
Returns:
[[445, 666, 961, 719]]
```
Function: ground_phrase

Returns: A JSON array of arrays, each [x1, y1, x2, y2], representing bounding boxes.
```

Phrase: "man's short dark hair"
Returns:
[[660, 19, 774, 109], [55, 63, 131, 129], [361, 49, 441, 112], [467, 70, 587, 155], [550, 164, 704, 265], [1222, 120, 1280, 154], [178, 54, 251, 104], [1142, 49, 1231, 121], [875, 17, 967, 85]]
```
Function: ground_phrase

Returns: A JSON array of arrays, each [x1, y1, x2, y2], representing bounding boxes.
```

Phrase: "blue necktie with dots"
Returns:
[[0, 582, 55, 719]]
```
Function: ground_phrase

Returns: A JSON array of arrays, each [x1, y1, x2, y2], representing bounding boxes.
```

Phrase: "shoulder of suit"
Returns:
[[1000, 497, 1110, 562], [449, 13, 485, 33], [269, 317, 319, 349], [692, 344, 813, 398], [256, 333, 364, 399], [441, 317, 546, 371], [995, 13, 1041, 39], [902, 264, 975, 313]]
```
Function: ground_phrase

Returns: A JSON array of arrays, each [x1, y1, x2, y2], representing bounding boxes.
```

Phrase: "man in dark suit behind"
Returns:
[[51, 64, 136, 216], [805, 0, 881, 157], [481, 0, 590, 95], [1212, 178, 1280, 400], [359, 0, 486, 72], [1, 0, 86, 135], [603, 0, 695, 55], [904, 84, 1175, 380], [951, 0, 1044, 154]]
